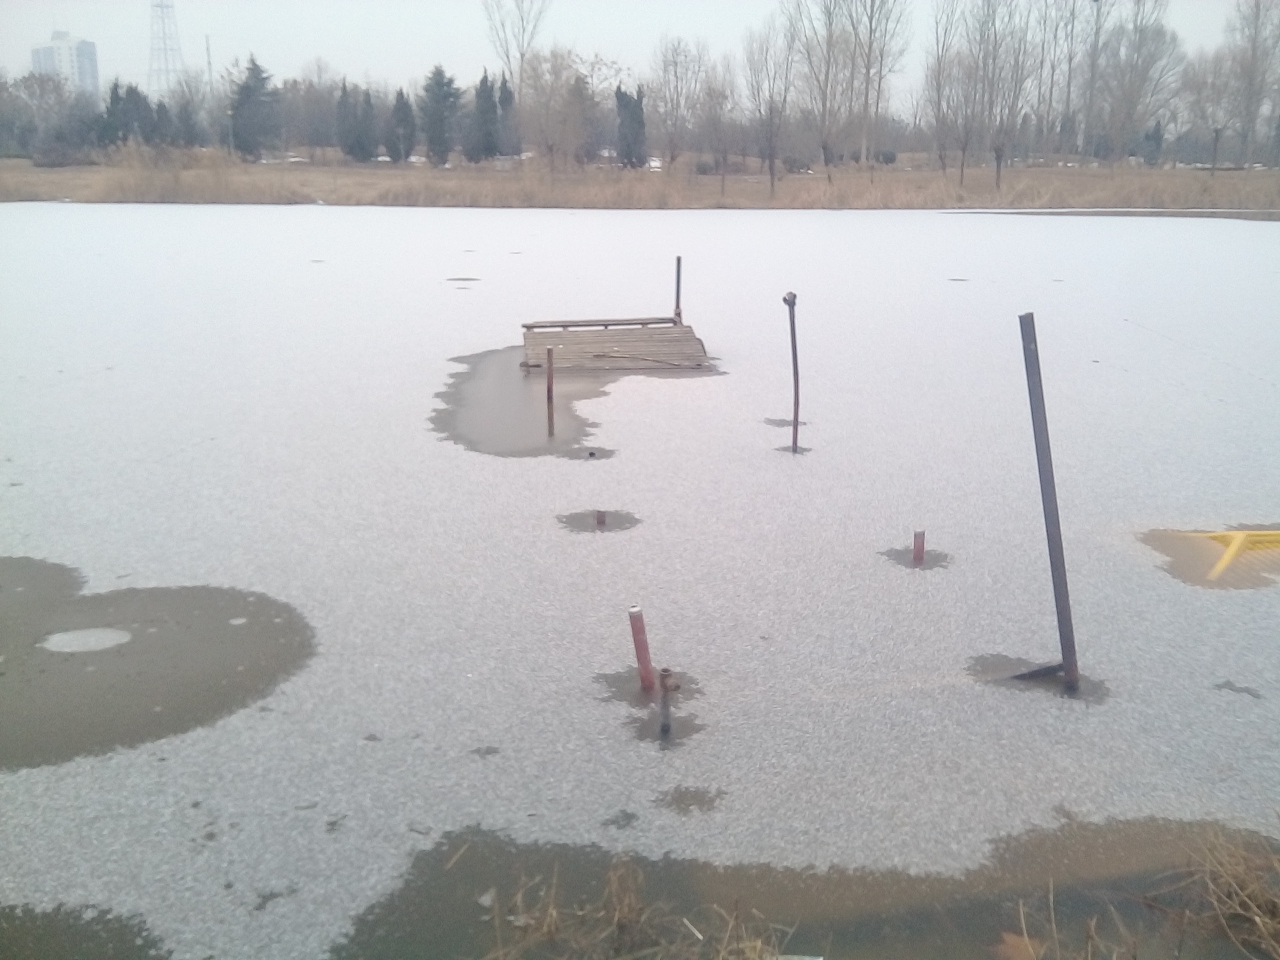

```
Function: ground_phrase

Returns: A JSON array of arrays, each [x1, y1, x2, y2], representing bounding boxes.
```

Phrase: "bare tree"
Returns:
[[1100, 0, 1184, 162], [865, 0, 908, 171], [522, 46, 584, 172], [925, 0, 963, 172], [992, 0, 1034, 186], [1057, 0, 1082, 152], [1183, 48, 1234, 172], [1227, 0, 1280, 164], [744, 15, 797, 197], [649, 36, 708, 167], [1030, 0, 1065, 155], [698, 55, 740, 194], [482, 0, 551, 100], [1080, 0, 1116, 158], [789, 0, 855, 180], [851, 0, 908, 166]]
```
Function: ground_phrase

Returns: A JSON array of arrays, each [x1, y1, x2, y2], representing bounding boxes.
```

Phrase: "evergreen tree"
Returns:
[[475, 71, 499, 159], [418, 65, 460, 166], [154, 100, 176, 146], [229, 56, 281, 159], [386, 88, 416, 161], [336, 80, 356, 157], [99, 81, 125, 145], [615, 84, 645, 168], [122, 84, 156, 144], [175, 97, 202, 147], [100, 83, 156, 146], [462, 71, 501, 163], [355, 90, 377, 160], [497, 73, 517, 154]]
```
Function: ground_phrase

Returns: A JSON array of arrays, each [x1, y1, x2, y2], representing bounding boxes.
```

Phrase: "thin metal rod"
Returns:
[[675, 256, 682, 322], [1019, 312, 1079, 693], [913, 531, 925, 566], [784, 292, 799, 453], [546, 346, 554, 437]]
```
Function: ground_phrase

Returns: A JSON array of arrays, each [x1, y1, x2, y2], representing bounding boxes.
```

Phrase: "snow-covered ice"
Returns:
[[1, 202, 1277, 960]]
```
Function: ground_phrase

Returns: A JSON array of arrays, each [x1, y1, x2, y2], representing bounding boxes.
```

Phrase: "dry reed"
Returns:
[[1197, 829, 1280, 958], [3, 149, 1280, 212], [1001, 830, 1280, 960], [478, 859, 794, 960]]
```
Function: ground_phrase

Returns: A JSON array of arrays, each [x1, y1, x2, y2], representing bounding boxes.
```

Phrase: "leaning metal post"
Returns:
[[1019, 312, 1080, 693]]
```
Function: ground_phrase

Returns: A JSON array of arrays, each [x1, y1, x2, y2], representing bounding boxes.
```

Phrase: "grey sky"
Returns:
[[1, 0, 1238, 105]]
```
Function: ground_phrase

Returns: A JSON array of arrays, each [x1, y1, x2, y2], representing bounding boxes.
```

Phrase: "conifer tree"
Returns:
[[475, 71, 499, 159], [615, 84, 645, 167], [419, 65, 461, 165], [497, 73, 517, 154], [387, 88, 416, 161], [336, 80, 356, 157], [154, 100, 176, 146], [355, 89, 376, 160], [229, 55, 280, 159]]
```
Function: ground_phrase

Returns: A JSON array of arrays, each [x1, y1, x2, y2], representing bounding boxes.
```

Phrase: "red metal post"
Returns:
[[629, 605, 656, 693], [913, 530, 925, 566]]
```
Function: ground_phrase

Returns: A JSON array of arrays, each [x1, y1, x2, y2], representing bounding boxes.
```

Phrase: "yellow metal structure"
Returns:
[[1198, 531, 1280, 580]]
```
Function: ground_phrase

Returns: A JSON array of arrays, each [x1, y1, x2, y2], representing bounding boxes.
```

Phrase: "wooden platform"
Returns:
[[521, 317, 711, 371]]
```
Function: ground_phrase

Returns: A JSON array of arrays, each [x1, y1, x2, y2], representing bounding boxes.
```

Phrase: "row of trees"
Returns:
[[3, 0, 1277, 179], [922, 0, 1280, 183]]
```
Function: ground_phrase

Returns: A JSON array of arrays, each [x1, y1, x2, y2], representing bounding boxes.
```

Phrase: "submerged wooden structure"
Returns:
[[521, 257, 711, 372]]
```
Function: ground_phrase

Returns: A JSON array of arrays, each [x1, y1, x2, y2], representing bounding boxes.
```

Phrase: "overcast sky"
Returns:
[[1, 0, 1239, 104]]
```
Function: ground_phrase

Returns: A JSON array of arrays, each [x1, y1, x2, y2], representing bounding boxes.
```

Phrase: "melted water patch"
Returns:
[[880, 546, 952, 571], [967, 654, 1110, 705], [556, 510, 641, 534], [0, 556, 316, 770], [654, 785, 725, 815], [429, 345, 716, 460], [1139, 525, 1280, 590], [330, 821, 1255, 960], [0, 903, 170, 960], [594, 667, 705, 748]]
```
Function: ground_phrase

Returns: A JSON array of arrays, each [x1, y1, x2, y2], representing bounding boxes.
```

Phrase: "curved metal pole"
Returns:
[[784, 292, 799, 453]]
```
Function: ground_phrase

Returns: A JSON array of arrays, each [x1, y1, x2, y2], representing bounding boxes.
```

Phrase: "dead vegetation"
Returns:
[[2, 149, 1280, 212], [1198, 829, 1280, 958], [993, 831, 1280, 960], [466, 829, 1280, 960], [476, 860, 795, 960]]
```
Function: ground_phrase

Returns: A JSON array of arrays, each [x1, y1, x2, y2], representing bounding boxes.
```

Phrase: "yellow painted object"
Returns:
[[1199, 531, 1280, 580]]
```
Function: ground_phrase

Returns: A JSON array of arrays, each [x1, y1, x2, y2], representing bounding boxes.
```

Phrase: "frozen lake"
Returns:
[[1, 202, 1278, 959]]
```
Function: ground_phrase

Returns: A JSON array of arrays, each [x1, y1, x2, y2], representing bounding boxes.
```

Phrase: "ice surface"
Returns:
[[0, 203, 1278, 960], [40, 628, 132, 652]]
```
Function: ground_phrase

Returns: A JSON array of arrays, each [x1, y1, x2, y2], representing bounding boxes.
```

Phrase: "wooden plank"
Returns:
[[522, 317, 677, 331], [522, 322, 710, 370]]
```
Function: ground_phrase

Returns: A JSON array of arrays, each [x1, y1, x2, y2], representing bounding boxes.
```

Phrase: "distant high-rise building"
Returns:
[[31, 31, 99, 99]]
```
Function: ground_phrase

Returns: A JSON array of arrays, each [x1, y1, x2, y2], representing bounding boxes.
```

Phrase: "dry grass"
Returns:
[[3, 148, 1280, 211], [477, 859, 794, 960], [1198, 829, 1280, 958], [1000, 832, 1280, 960]]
